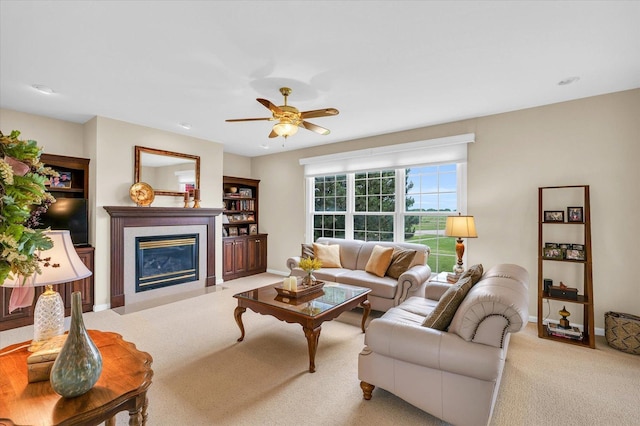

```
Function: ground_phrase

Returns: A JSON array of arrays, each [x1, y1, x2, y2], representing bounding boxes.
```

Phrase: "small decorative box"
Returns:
[[549, 285, 578, 300], [275, 281, 325, 298]]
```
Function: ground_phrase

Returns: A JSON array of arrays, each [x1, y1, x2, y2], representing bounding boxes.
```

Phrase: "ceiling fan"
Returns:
[[226, 87, 339, 139]]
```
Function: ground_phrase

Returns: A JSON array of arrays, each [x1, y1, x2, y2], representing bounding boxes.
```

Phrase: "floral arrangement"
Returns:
[[298, 257, 322, 273], [0, 130, 57, 285]]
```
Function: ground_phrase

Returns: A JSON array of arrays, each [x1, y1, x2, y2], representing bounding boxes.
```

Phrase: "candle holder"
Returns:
[[192, 189, 201, 208], [183, 191, 190, 208]]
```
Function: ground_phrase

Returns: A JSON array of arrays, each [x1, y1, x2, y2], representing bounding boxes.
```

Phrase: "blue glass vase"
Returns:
[[50, 291, 102, 398]]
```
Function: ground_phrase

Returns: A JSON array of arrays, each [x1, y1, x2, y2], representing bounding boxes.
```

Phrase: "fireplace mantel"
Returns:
[[104, 206, 223, 308]]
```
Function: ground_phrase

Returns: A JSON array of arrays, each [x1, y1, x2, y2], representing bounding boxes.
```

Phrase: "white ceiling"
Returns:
[[1, 1, 639, 157]]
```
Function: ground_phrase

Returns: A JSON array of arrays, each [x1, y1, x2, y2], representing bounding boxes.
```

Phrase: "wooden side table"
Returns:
[[0, 330, 153, 426]]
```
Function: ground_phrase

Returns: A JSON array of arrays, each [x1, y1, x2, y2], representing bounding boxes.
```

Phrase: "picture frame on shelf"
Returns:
[[249, 224, 258, 235], [239, 188, 252, 197], [567, 206, 583, 222], [544, 211, 564, 222], [229, 227, 238, 236], [543, 247, 564, 260], [239, 227, 248, 235], [545, 242, 558, 248], [571, 243, 585, 250], [565, 249, 585, 261]]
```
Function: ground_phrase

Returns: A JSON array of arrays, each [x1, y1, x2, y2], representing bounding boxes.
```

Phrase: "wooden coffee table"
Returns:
[[0, 330, 153, 426], [234, 282, 371, 373]]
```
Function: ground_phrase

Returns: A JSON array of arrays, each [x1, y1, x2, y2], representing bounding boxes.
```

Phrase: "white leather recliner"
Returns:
[[358, 264, 529, 426]]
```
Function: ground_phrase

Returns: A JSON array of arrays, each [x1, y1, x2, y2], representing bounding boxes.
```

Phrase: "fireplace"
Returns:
[[135, 234, 199, 292], [104, 206, 223, 308]]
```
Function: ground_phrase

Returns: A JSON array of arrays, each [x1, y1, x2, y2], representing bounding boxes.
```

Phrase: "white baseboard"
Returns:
[[267, 268, 289, 276], [94, 303, 110, 312]]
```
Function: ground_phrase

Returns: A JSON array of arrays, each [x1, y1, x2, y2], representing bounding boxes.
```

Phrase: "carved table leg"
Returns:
[[128, 408, 142, 426], [360, 381, 375, 400], [360, 299, 371, 332], [234, 306, 246, 342], [303, 325, 322, 373], [106, 417, 116, 426]]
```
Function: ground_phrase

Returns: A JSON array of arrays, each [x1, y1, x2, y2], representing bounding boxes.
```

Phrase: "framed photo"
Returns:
[[559, 243, 570, 250], [239, 227, 248, 235], [545, 243, 559, 248], [249, 224, 258, 235], [239, 188, 252, 197], [48, 171, 72, 188], [544, 211, 564, 222], [565, 249, 585, 261], [228, 227, 238, 236], [567, 207, 583, 223], [571, 243, 585, 250], [222, 228, 228, 237], [543, 247, 564, 260]]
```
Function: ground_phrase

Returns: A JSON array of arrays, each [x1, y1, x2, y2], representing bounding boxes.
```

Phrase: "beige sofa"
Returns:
[[358, 264, 529, 426], [286, 237, 432, 312]]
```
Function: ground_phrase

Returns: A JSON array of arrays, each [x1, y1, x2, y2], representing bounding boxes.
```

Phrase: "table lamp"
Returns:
[[445, 213, 478, 275], [2, 230, 92, 350]]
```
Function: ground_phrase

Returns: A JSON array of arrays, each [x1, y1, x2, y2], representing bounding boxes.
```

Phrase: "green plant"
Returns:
[[0, 130, 57, 284]]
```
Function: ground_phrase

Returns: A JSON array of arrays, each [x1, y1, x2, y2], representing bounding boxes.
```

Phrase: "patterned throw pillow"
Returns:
[[301, 243, 315, 259], [313, 243, 342, 268], [365, 245, 395, 277], [457, 264, 484, 285], [422, 276, 474, 330], [385, 247, 417, 279]]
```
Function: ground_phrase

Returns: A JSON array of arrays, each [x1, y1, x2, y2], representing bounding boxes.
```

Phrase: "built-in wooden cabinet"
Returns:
[[222, 176, 267, 281], [537, 185, 594, 348], [0, 154, 94, 331]]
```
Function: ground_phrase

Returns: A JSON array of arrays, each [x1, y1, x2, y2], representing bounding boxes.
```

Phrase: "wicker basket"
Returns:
[[604, 311, 640, 355]]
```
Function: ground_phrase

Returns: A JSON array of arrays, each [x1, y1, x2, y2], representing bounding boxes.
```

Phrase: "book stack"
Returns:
[[26, 334, 67, 383], [547, 322, 583, 341], [446, 273, 460, 284]]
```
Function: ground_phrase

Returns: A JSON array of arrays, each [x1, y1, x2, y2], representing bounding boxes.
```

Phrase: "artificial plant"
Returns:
[[0, 130, 57, 284]]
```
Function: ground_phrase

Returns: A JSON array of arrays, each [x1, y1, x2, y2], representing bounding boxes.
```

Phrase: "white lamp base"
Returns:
[[31, 285, 65, 350]]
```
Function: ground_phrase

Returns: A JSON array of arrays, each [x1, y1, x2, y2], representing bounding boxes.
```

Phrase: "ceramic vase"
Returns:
[[50, 291, 102, 398]]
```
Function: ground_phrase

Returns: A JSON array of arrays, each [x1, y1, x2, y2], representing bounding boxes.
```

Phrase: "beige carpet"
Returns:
[[1, 273, 639, 425]]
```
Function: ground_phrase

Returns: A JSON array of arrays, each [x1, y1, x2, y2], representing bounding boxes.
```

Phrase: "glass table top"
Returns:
[[234, 282, 370, 317]]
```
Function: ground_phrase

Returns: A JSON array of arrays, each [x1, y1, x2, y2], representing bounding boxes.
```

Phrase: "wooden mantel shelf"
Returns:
[[104, 206, 223, 217], [104, 206, 224, 308]]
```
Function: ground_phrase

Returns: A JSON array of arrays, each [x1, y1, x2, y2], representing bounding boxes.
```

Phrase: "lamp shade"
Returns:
[[273, 121, 299, 137], [2, 230, 92, 288], [445, 214, 478, 238]]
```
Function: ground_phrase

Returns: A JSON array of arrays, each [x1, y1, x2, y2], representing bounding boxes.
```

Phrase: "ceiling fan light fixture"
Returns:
[[273, 121, 298, 137]]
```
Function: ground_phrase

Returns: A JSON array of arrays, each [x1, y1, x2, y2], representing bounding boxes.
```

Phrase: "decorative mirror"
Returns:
[[134, 146, 200, 197]]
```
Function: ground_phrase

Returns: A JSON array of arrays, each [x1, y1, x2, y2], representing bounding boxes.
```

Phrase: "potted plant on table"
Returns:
[[298, 257, 322, 287]]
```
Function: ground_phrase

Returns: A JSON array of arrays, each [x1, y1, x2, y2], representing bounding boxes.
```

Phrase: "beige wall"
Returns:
[[252, 89, 640, 330], [222, 152, 252, 177]]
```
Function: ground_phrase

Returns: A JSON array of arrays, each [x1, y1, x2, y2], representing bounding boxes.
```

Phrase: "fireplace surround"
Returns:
[[104, 206, 223, 308]]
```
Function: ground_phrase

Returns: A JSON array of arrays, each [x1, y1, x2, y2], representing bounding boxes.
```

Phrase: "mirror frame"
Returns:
[[134, 146, 201, 197]]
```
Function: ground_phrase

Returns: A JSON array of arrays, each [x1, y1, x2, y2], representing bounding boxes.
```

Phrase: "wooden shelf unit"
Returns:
[[537, 185, 594, 348], [0, 154, 94, 331], [222, 176, 267, 281]]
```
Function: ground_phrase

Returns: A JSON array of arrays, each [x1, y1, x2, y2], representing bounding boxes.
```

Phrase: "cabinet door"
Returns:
[[223, 239, 237, 277], [247, 235, 267, 272], [233, 237, 247, 274]]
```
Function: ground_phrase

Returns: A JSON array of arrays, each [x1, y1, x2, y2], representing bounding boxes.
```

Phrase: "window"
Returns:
[[302, 133, 474, 273], [308, 164, 464, 273]]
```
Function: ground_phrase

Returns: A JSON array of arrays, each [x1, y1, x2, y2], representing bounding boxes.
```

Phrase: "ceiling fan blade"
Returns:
[[300, 121, 330, 135], [268, 129, 278, 138], [225, 117, 272, 122], [300, 108, 339, 119], [257, 98, 283, 116]]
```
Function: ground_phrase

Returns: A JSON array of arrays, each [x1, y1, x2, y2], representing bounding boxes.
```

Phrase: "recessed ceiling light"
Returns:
[[31, 84, 55, 94], [558, 76, 580, 86], [178, 123, 192, 130]]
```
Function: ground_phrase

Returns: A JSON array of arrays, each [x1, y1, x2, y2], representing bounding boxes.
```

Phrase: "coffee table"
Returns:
[[233, 282, 371, 373]]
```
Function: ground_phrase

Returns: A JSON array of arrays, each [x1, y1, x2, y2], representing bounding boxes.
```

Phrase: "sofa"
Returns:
[[286, 237, 432, 312], [358, 264, 529, 426]]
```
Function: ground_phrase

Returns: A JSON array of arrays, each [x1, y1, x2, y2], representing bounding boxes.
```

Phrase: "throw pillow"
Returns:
[[301, 243, 315, 259], [457, 264, 484, 285], [313, 243, 342, 268], [365, 245, 395, 277], [422, 276, 473, 330], [385, 247, 417, 279]]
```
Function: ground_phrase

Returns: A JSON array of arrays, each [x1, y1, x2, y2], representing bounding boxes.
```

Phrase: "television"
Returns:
[[38, 198, 89, 247]]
